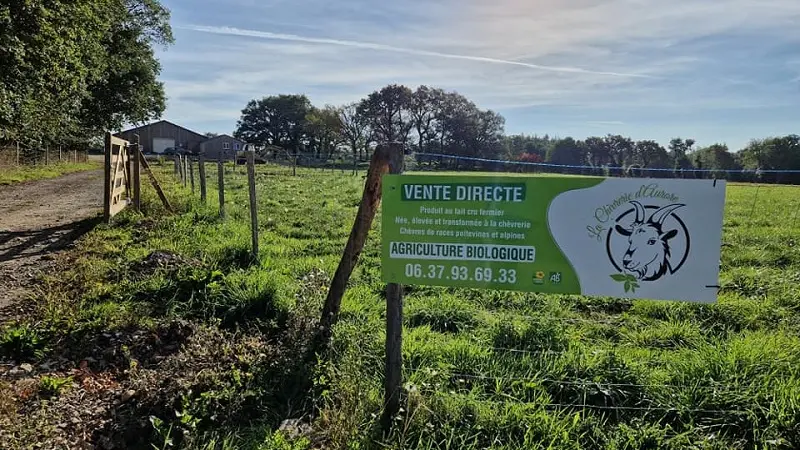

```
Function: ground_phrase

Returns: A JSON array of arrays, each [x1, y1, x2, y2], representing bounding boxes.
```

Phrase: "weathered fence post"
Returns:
[[217, 155, 226, 218], [317, 143, 403, 348], [125, 143, 133, 196], [183, 155, 188, 188], [199, 155, 207, 203], [174, 155, 180, 176], [189, 157, 195, 193], [73, 148, 77, 163], [246, 150, 259, 260], [132, 134, 141, 211], [59, 145, 62, 162], [382, 143, 405, 433], [103, 133, 112, 222], [382, 282, 404, 432]]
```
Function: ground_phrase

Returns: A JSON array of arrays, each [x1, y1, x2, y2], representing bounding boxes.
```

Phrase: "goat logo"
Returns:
[[606, 201, 690, 286]]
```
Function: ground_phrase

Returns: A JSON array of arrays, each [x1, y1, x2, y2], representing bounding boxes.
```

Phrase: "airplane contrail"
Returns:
[[179, 25, 654, 79]]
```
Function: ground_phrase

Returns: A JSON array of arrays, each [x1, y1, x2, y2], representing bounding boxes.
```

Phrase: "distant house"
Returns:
[[200, 134, 246, 161], [116, 121, 245, 160]]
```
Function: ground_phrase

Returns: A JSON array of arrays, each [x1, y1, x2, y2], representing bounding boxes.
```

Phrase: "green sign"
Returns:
[[381, 174, 726, 302]]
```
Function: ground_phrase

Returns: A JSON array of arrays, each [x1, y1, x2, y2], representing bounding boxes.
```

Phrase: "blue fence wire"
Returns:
[[414, 152, 800, 175]]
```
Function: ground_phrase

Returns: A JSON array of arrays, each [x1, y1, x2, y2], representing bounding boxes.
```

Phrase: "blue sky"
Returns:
[[156, 0, 800, 151]]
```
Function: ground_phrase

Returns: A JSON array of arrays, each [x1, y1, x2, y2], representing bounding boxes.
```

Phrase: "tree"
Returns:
[[690, 143, 740, 178], [77, 0, 173, 135], [547, 137, 585, 167], [305, 105, 342, 159], [503, 134, 552, 161], [668, 137, 696, 171], [205, 132, 219, 138], [584, 136, 612, 167], [233, 94, 313, 155], [605, 134, 635, 167], [739, 135, 800, 183], [582, 135, 635, 175], [0, 0, 173, 146], [433, 91, 504, 161], [632, 140, 670, 168], [409, 86, 445, 153], [339, 102, 369, 161], [357, 84, 413, 146]]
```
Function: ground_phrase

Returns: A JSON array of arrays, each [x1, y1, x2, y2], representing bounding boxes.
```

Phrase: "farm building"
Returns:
[[200, 134, 246, 161], [117, 120, 208, 155], [116, 121, 245, 161]]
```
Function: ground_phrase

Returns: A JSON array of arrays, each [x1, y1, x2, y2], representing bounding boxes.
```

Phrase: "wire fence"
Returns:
[[0, 144, 90, 166], [158, 148, 799, 425], [264, 148, 800, 185]]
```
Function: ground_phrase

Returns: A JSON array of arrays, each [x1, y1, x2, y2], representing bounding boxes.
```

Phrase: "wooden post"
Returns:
[[132, 135, 141, 211], [246, 151, 259, 260], [137, 149, 173, 212], [73, 148, 77, 163], [15, 141, 19, 166], [382, 282, 404, 432], [182, 155, 188, 187], [199, 155, 207, 203], [217, 155, 225, 218], [174, 155, 180, 176], [125, 143, 133, 196], [381, 143, 405, 433], [317, 143, 403, 346], [103, 133, 112, 222], [59, 145, 62, 162], [189, 157, 195, 193]]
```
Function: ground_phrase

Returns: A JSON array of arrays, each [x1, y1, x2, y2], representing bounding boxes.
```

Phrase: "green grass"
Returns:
[[0, 161, 99, 185], [2, 161, 799, 449]]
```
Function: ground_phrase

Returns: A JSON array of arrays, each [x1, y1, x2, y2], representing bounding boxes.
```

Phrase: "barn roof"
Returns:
[[118, 120, 207, 141], [202, 134, 246, 145]]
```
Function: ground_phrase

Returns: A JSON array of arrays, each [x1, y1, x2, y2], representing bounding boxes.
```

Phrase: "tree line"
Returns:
[[234, 84, 800, 183], [0, 0, 173, 159], [233, 84, 505, 163]]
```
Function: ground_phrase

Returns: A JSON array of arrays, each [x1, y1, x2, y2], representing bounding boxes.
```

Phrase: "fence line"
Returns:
[[418, 390, 748, 416], [258, 148, 800, 186], [0, 145, 90, 166], [405, 367, 760, 392], [414, 152, 800, 175]]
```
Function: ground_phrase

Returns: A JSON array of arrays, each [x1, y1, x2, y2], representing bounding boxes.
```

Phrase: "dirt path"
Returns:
[[0, 169, 104, 311]]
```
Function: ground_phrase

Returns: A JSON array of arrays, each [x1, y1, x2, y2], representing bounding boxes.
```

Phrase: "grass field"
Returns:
[[0, 161, 100, 185], [1, 162, 799, 449]]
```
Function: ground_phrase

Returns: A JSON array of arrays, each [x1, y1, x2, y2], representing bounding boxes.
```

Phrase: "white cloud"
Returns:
[[178, 25, 652, 78], [159, 0, 800, 144]]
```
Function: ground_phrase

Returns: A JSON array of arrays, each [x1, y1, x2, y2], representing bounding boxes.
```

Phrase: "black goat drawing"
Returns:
[[614, 201, 685, 281]]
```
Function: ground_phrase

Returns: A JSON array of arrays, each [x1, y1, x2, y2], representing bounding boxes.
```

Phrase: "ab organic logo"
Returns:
[[588, 184, 691, 294]]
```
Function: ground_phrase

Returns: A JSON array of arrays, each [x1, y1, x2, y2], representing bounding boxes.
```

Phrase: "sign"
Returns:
[[381, 175, 726, 302]]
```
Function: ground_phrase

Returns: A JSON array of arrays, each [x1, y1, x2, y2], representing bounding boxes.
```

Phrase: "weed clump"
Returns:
[[0, 324, 47, 361]]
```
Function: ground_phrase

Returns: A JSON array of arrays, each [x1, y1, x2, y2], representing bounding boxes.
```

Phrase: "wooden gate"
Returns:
[[104, 132, 131, 221]]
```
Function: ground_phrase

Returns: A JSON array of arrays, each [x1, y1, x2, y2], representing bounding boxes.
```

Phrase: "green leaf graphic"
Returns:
[[610, 274, 628, 282], [624, 281, 631, 293]]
